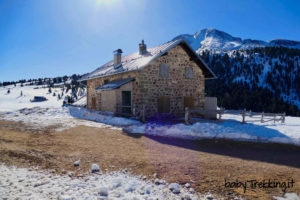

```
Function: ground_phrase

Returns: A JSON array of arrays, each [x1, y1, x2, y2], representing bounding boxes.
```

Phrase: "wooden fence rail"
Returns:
[[185, 107, 285, 124]]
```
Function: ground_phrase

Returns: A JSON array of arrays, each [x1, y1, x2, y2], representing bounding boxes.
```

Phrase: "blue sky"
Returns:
[[0, 0, 299, 82]]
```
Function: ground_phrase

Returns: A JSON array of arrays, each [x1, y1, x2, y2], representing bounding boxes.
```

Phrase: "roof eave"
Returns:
[[79, 69, 139, 82]]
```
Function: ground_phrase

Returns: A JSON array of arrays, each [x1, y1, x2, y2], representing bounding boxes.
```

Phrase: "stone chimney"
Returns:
[[113, 49, 122, 68], [139, 40, 147, 55]]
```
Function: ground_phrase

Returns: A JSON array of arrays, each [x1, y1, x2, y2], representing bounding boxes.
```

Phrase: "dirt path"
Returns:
[[0, 120, 299, 199]]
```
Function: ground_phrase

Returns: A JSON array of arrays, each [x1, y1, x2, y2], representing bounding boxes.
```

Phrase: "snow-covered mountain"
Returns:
[[174, 28, 300, 52], [173, 28, 300, 115]]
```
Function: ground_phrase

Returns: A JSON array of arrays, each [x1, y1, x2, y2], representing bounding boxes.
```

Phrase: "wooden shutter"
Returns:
[[185, 67, 193, 79], [91, 97, 96, 109], [159, 64, 169, 78]]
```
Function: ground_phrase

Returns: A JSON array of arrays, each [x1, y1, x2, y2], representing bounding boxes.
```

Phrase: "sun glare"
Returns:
[[95, 0, 119, 6]]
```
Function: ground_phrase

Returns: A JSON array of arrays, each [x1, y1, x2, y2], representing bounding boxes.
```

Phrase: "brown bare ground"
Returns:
[[0, 120, 300, 199]]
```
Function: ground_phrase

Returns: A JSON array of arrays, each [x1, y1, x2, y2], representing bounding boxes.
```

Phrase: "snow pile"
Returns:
[[0, 107, 112, 131], [0, 106, 140, 131], [0, 165, 214, 200], [69, 106, 141, 127], [125, 114, 300, 146]]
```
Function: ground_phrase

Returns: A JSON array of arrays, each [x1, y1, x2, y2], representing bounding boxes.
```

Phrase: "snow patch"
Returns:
[[0, 165, 210, 200]]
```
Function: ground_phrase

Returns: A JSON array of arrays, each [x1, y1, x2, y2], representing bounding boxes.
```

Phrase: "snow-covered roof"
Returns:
[[95, 78, 135, 91], [79, 39, 216, 81]]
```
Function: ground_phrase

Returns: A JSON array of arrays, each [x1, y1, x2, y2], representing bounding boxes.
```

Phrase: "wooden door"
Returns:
[[157, 96, 170, 113], [184, 97, 194, 109], [122, 91, 131, 114]]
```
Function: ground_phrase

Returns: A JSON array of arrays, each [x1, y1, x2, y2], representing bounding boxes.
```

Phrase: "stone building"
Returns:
[[79, 38, 216, 119]]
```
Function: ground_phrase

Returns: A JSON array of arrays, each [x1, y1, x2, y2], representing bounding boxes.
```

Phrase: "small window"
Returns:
[[185, 67, 193, 79], [104, 79, 109, 84], [159, 64, 169, 78]]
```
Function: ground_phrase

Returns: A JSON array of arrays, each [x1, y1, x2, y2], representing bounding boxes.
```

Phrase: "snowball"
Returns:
[[168, 183, 181, 194], [154, 178, 161, 185], [125, 182, 137, 193], [189, 188, 195, 193], [182, 193, 192, 200], [74, 160, 80, 167], [206, 192, 214, 200], [98, 187, 108, 196], [91, 164, 99, 173], [145, 186, 152, 194], [111, 178, 122, 189]]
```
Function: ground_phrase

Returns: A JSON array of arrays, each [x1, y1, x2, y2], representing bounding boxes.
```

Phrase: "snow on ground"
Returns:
[[0, 84, 65, 112], [0, 106, 141, 131], [273, 193, 300, 200], [125, 114, 300, 146], [0, 84, 140, 131], [0, 164, 214, 200], [0, 84, 299, 145]]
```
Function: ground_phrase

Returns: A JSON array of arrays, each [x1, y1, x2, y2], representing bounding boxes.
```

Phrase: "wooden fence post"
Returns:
[[261, 112, 264, 123], [218, 108, 222, 120], [133, 104, 136, 116], [142, 104, 146, 122], [242, 108, 246, 124], [282, 112, 285, 123], [249, 110, 252, 117], [185, 107, 189, 125]]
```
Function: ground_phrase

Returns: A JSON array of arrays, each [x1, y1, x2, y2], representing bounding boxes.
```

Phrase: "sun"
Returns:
[[95, 0, 119, 6]]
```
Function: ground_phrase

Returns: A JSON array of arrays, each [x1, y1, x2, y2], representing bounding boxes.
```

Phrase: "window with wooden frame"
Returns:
[[159, 64, 169, 78], [185, 66, 193, 79]]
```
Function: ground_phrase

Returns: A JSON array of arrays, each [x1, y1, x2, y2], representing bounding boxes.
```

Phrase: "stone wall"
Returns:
[[86, 44, 205, 118], [137, 45, 205, 117], [86, 71, 138, 110]]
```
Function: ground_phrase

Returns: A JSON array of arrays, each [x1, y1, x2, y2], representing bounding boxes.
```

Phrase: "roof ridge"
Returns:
[[79, 38, 215, 81]]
